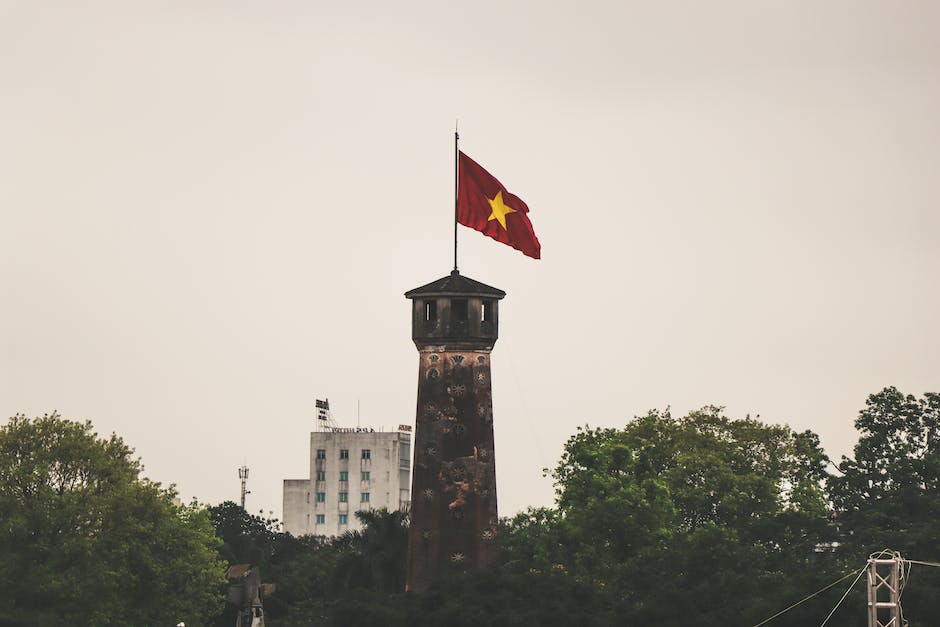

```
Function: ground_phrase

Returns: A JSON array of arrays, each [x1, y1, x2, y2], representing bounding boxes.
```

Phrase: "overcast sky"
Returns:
[[2, 1, 938, 520]]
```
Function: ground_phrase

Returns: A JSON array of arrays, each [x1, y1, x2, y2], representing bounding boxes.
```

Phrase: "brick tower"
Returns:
[[404, 270, 505, 592]]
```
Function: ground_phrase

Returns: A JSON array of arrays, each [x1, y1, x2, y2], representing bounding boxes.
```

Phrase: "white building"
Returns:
[[283, 424, 412, 537]]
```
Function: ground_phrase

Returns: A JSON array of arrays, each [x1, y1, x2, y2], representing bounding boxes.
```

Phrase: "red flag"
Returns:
[[457, 151, 541, 259]]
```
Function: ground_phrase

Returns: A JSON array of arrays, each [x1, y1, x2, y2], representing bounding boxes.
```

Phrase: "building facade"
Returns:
[[404, 270, 505, 592], [282, 427, 412, 537]]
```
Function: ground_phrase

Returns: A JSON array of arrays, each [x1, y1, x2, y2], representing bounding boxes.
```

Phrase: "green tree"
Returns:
[[207, 507, 409, 626], [0, 412, 225, 625], [209, 500, 283, 569], [833, 387, 940, 552], [532, 407, 837, 625], [499, 507, 570, 575], [832, 387, 940, 626], [332, 508, 409, 594], [206, 502, 342, 626], [329, 568, 615, 627], [262, 534, 340, 627]]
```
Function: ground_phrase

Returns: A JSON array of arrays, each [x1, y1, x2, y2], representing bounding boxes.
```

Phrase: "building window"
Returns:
[[361, 471, 370, 481], [316, 471, 326, 481], [340, 449, 349, 460], [316, 449, 326, 460], [316, 492, 325, 503], [361, 492, 370, 503], [339, 492, 348, 502], [339, 514, 348, 525], [339, 471, 348, 482], [306, 492, 310, 504], [362, 449, 371, 460], [315, 514, 325, 524]]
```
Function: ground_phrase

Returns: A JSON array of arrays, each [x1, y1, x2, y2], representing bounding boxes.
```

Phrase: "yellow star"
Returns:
[[486, 191, 517, 230]]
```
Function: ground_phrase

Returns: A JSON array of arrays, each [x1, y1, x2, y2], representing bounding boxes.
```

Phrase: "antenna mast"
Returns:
[[315, 398, 338, 431], [238, 465, 250, 509]]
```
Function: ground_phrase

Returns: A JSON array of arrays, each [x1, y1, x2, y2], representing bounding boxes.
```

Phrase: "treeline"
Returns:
[[2, 387, 938, 626]]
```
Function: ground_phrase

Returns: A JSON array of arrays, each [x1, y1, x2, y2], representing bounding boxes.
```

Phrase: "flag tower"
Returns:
[[403, 133, 536, 591], [404, 271, 505, 592]]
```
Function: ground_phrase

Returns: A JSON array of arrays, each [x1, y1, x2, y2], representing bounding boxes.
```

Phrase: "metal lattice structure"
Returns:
[[238, 465, 249, 509], [315, 398, 339, 431], [868, 553, 902, 627]]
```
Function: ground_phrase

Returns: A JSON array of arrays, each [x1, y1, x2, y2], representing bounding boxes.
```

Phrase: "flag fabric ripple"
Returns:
[[457, 151, 541, 260]]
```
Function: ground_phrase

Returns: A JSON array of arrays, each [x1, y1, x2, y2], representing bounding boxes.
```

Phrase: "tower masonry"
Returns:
[[404, 270, 505, 592]]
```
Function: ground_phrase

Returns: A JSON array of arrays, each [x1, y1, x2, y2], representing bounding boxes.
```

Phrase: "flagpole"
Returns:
[[453, 126, 459, 274]]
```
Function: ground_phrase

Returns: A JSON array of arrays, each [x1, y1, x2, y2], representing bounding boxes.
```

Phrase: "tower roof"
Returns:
[[405, 270, 505, 300]]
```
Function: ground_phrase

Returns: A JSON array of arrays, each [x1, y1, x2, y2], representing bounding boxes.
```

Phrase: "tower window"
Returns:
[[339, 514, 348, 525], [316, 514, 325, 524], [316, 449, 326, 460], [339, 492, 348, 502], [361, 492, 370, 503], [425, 300, 437, 321], [362, 449, 371, 460], [340, 449, 349, 460], [482, 299, 495, 322], [452, 299, 469, 321], [316, 492, 325, 502], [339, 471, 348, 482]]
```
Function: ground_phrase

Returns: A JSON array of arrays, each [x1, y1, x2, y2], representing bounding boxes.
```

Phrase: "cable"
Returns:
[[819, 566, 867, 627], [905, 559, 940, 568], [899, 558, 910, 627], [751, 566, 864, 627], [869, 548, 900, 561], [502, 344, 547, 470], [754, 552, 936, 627]]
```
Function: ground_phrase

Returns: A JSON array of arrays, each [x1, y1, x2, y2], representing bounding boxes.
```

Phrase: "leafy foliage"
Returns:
[[549, 407, 830, 571], [209, 500, 285, 569], [831, 388, 940, 626], [10, 389, 940, 626], [0, 412, 225, 625], [498, 407, 842, 626], [332, 508, 409, 594], [330, 568, 615, 627], [206, 504, 408, 625], [832, 387, 940, 550]]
